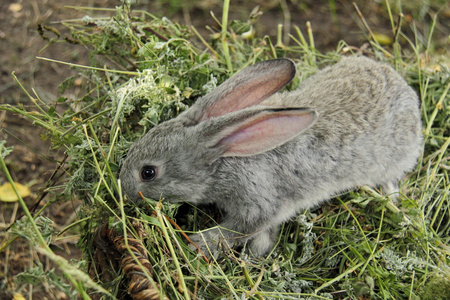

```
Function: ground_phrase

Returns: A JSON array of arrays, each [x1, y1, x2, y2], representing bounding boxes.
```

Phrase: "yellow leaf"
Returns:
[[371, 32, 393, 46], [13, 293, 26, 300], [0, 182, 31, 202], [9, 3, 23, 13]]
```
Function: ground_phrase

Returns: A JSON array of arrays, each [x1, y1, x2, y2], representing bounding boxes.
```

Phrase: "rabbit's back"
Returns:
[[264, 57, 420, 139], [218, 57, 422, 214], [264, 56, 421, 158]]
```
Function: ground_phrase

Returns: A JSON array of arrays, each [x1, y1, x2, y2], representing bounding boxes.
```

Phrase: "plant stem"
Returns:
[[221, 0, 233, 73]]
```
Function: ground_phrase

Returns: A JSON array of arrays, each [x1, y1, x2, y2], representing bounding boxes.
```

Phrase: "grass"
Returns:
[[1, 0, 449, 299]]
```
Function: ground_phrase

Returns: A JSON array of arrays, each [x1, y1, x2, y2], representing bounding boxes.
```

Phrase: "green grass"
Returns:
[[1, 1, 449, 299]]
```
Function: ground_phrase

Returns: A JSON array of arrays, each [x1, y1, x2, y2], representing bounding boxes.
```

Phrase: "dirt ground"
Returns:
[[0, 0, 448, 298]]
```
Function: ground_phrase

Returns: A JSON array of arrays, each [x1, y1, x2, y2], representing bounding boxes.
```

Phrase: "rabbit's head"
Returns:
[[119, 59, 317, 203]]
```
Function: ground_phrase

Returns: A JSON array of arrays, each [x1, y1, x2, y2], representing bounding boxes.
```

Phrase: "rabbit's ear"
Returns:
[[191, 59, 296, 123], [207, 108, 317, 157]]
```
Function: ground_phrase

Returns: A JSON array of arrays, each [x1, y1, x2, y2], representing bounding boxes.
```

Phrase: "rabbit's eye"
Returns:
[[140, 166, 157, 181]]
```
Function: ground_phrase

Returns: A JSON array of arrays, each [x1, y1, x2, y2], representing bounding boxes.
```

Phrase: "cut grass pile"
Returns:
[[1, 1, 449, 299]]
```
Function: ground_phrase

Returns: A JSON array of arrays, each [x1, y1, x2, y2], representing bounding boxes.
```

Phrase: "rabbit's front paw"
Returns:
[[248, 229, 277, 256], [188, 229, 232, 258]]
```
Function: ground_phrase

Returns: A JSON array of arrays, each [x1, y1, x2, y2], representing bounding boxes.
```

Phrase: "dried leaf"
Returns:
[[13, 293, 26, 300], [0, 182, 31, 202], [9, 3, 23, 13], [371, 32, 393, 46]]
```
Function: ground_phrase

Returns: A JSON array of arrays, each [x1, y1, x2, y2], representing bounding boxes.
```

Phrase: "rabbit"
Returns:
[[119, 56, 422, 256]]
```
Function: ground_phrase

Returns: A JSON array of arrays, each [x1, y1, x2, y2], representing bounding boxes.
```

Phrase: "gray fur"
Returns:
[[119, 57, 423, 256]]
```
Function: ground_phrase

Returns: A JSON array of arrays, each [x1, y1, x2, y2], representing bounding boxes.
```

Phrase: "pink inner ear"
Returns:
[[202, 79, 282, 121], [219, 110, 316, 157], [199, 59, 296, 122]]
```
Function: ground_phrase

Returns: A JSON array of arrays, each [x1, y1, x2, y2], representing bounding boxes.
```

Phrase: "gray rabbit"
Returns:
[[119, 56, 422, 256]]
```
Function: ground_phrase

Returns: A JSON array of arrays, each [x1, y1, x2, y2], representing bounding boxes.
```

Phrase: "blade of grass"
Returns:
[[315, 261, 365, 293], [424, 81, 450, 136], [155, 201, 191, 300], [117, 189, 165, 297], [221, 0, 232, 73], [36, 57, 139, 75]]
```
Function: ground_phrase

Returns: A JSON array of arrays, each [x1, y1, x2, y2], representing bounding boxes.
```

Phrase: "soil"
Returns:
[[0, 0, 448, 298]]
